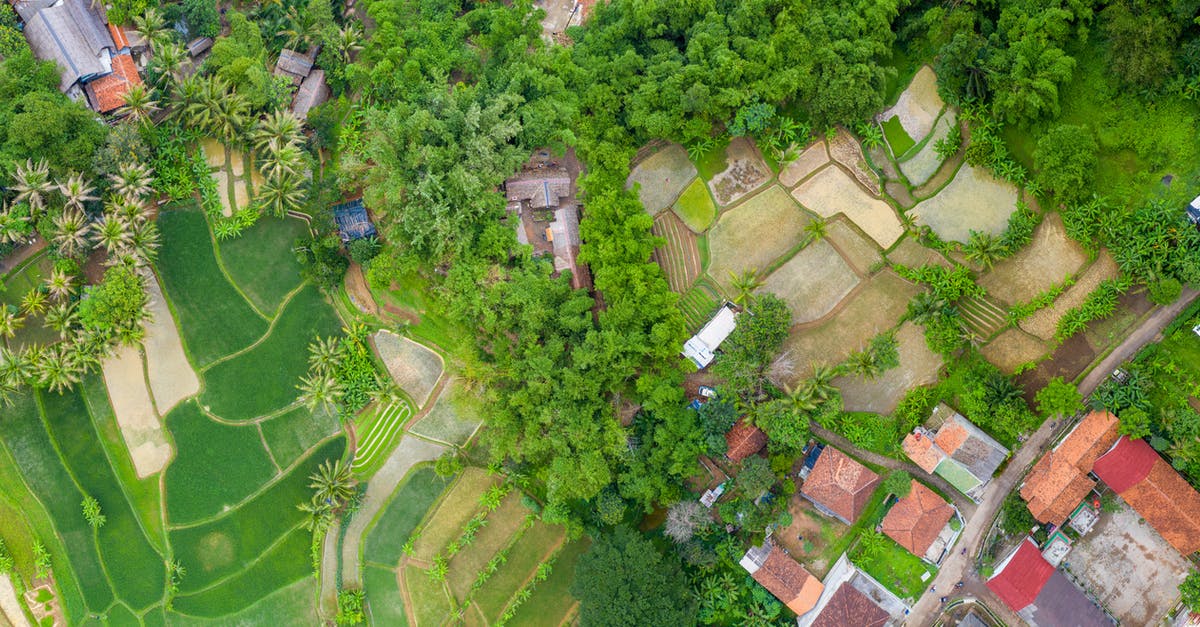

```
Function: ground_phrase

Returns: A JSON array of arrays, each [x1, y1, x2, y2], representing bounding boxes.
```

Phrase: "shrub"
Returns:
[[434, 450, 463, 477], [348, 236, 382, 267], [1034, 124, 1098, 203], [933, 124, 962, 160], [81, 495, 106, 529], [0, 539, 12, 574], [1148, 277, 1182, 305], [336, 589, 366, 626]]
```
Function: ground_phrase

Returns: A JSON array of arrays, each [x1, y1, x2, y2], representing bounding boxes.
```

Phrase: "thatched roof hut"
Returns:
[[274, 48, 313, 86], [20, 0, 116, 92], [291, 68, 329, 118]]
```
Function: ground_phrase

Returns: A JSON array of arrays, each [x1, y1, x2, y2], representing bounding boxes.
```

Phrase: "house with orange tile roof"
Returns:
[[84, 52, 141, 114], [724, 418, 767, 463], [800, 446, 881, 525], [739, 540, 824, 616], [901, 404, 1008, 501], [1092, 435, 1200, 556], [797, 553, 909, 627], [1020, 411, 1119, 527], [880, 480, 960, 564]]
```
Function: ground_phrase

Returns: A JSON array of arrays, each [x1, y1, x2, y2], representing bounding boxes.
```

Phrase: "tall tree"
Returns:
[[571, 527, 696, 627]]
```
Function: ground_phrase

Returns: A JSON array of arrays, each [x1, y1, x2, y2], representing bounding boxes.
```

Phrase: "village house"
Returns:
[[797, 553, 908, 627], [1092, 435, 1200, 556], [273, 48, 329, 118], [1020, 411, 1119, 527], [724, 418, 767, 464], [504, 153, 590, 290], [682, 304, 737, 369], [800, 446, 881, 525], [739, 540, 824, 617], [879, 480, 960, 565], [902, 403, 1008, 501], [986, 538, 1112, 627]]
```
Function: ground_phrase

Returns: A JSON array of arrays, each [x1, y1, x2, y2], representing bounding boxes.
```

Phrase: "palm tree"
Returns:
[[845, 349, 881, 380], [308, 459, 356, 508], [307, 336, 341, 375], [36, 346, 82, 393], [963, 230, 1005, 270], [0, 306, 24, 340], [0, 207, 29, 244], [45, 268, 75, 302], [331, 23, 364, 64], [109, 162, 156, 201], [170, 73, 205, 116], [209, 87, 251, 145], [0, 346, 33, 388], [907, 291, 951, 324], [257, 171, 306, 217], [782, 382, 819, 414], [802, 363, 839, 403], [43, 302, 76, 339], [727, 270, 762, 306], [857, 530, 886, 561], [260, 139, 306, 179], [133, 8, 171, 49], [371, 375, 405, 406], [149, 41, 187, 92], [298, 373, 343, 412], [805, 218, 827, 242], [128, 221, 160, 265], [279, 6, 320, 52], [253, 109, 305, 153], [20, 289, 48, 316], [91, 214, 131, 257], [297, 497, 333, 532], [52, 209, 91, 258], [57, 174, 97, 212], [120, 84, 159, 122], [12, 159, 54, 217]]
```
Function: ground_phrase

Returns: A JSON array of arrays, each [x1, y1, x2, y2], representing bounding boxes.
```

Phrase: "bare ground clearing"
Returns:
[[792, 165, 903, 248], [707, 137, 771, 206], [143, 270, 200, 414], [980, 328, 1051, 374], [625, 143, 696, 215]]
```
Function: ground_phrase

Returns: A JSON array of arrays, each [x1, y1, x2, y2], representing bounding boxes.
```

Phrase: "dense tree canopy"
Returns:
[[572, 526, 696, 626]]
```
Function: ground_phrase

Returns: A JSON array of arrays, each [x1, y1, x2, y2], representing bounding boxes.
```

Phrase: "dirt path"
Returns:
[[339, 435, 446, 588], [0, 574, 28, 627], [0, 236, 46, 277], [318, 525, 341, 619], [906, 288, 1200, 625]]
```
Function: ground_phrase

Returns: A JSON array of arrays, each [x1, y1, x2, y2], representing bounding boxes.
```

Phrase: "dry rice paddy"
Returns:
[[373, 331, 444, 408], [626, 143, 697, 215], [878, 66, 945, 144], [792, 166, 903, 248], [707, 137, 770, 206], [143, 270, 199, 415], [758, 240, 859, 324], [1019, 253, 1120, 340], [651, 212, 701, 293], [835, 322, 943, 414], [978, 214, 1088, 306], [824, 219, 883, 275], [911, 164, 1019, 243], [708, 185, 811, 290], [981, 328, 1051, 373], [827, 128, 881, 195], [100, 345, 171, 478], [779, 140, 830, 188], [899, 110, 958, 186]]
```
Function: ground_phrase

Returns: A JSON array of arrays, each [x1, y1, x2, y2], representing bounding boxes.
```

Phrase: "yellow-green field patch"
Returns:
[[709, 185, 811, 291]]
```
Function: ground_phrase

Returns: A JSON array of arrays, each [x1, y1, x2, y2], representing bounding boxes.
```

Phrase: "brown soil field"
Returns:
[[899, 110, 958, 187], [651, 212, 701, 293], [709, 185, 811, 290], [886, 235, 950, 270], [981, 328, 1051, 374], [758, 239, 860, 324], [143, 270, 200, 414], [625, 143, 697, 215], [978, 214, 1089, 306], [828, 128, 881, 195], [912, 164, 1018, 243], [836, 321, 943, 414], [228, 150, 246, 177], [1014, 333, 1096, 402], [102, 345, 172, 478], [1019, 252, 1119, 340], [779, 140, 829, 188], [776, 270, 918, 383], [792, 166, 903, 248], [201, 139, 226, 168], [373, 331, 444, 408], [708, 137, 771, 206], [878, 66, 945, 143], [825, 219, 882, 275]]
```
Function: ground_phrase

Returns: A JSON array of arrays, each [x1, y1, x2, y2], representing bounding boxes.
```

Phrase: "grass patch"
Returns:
[[811, 485, 890, 573], [260, 405, 341, 469], [168, 577, 317, 626], [39, 390, 166, 610], [163, 401, 277, 524], [370, 271, 471, 354], [507, 538, 590, 627], [364, 565, 408, 627], [156, 204, 267, 366], [672, 179, 717, 232], [679, 278, 721, 333], [199, 284, 343, 421], [364, 466, 451, 566], [849, 535, 935, 600], [216, 216, 308, 315], [474, 522, 563, 620], [169, 529, 311, 618], [404, 564, 452, 627], [694, 137, 732, 181], [882, 116, 915, 158], [447, 494, 529, 601], [410, 468, 497, 562]]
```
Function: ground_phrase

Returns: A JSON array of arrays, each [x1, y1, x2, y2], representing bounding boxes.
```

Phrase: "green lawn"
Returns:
[[363, 466, 451, 567], [169, 437, 345, 595], [199, 284, 343, 421], [163, 401, 277, 524], [672, 179, 717, 232], [475, 522, 564, 621], [507, 538, 589, 627], [850, 535, 935, 601], [260, 404, 341, 469], [364, 565, 408, 627], [216, 216, 308, 316], [156, 204, 268, 366], [882, 116, 915, 159]]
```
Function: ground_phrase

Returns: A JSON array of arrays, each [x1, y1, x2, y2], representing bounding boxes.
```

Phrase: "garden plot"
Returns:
[[911, 164, 1018, 243], [409, 379, 482, 447], [671, 178, 716, 232], [978, 214, 1088, 306], [1020, 253, 1119, 340], [101, 345, 171, 478], [707, 137, 771, 206], [142, 270, 199, 415], [825, 218, 883, 275], [779, 140, 829, 188], [758, 240, 860, 324], [625, 143, 697, 214], [776, 271, 918, 384], [651, 212, 702, 293], [373, 330, 444, 408], [828, 128, 881, 195], [351, 402, 415, 474], [792, 166, 903, 248], [708, 185, 811, 290], [899, 110, 957, 186], [835, 322, 942, 414], [878, 66, 945, 144], [981, 328, 1050, 373]]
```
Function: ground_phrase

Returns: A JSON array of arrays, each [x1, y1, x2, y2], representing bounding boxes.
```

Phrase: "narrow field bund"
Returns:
[[352, 402, 414, 473]]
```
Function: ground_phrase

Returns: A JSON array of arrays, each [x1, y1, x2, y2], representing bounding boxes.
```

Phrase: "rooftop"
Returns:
[[1021, 411, 1120, 526], [84, 52, 141, 114], [21, 0, 115, 91], [1094, 436, 1200, 556], [809, 583, 890, 627], [740, 543, 824, 616], [880, 480, 954, 558], [274, 48, 314, 84], [986, 539, 1055, 612], [725, 418, 767, 463], [683, 305, 737, 369], [801, 447, 881, 525], [292, 68, 329, 119], [902, 431, 943, 474], [1056, 411, 1120, 470], [987, 538, 1112, 626]]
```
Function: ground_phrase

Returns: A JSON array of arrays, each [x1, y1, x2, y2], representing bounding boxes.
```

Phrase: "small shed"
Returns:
[[274, 48, 314, 86], [186, 37, 212, 57], [1188, 194, 1200, 225], [332, 198, 376, 243], [682, 304, 738, 369], [291, 68, 329, 119]]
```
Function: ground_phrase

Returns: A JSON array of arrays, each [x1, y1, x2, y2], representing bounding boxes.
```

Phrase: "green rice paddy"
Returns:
[[363, 466, 450, 567], [214, 216, 308, 315], [672, 179, 717, 232], [882, 116, 916, 159], [260, 404, 341, 469]]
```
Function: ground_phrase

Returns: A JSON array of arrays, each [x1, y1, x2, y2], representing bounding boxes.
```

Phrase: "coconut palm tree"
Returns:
[[308, 459, 356, 508], [963, 230, 1006, 270], [43, 302, 77, 339], [209, 86, 251, 145], [92, 214, 132, 258], [128, 221, 160, 265], [371, 375, 405, 406], [0, 306, 24, 340], [0, 207, 29, 244], [802, 363, 839, 403], [279, 7, 320, 52], [120, 84, 159, 122], [12, 159, 54, 217], [907, 291, 951, 324], [298, 372, 343, 412], [253, 110, 305, 153], [307, 336, 341, 375], [133, 8, 171, 49], [58, 174, 97, 212], [805, 218, 827, 242], [331, 22, 364, 64], [727, 270, 762, 307], [20, 289, 48, 316], [260, 139, 306, 179], [297, 497, 333, 532], [845, 348, 881, 380], [52, 209, 91, 258], [109, 163, 156, 202], [0, 346, 33, 388], [171, 73, 206, 117], [45, 268, 75, 302], [149, 41, 187, 92], [36, 346, 83, 393], [257, 171, 306, 218]]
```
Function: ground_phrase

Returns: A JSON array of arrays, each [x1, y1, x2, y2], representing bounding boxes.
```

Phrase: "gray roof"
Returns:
[[21, 0, 115, 91], [186, 37, 212, 57], [945, 414, 1008, 481], [1026, 570, 1112, 627], [291, 68, 329, 118], [274, 48, 313, 84], [505, 175, 571, 210]]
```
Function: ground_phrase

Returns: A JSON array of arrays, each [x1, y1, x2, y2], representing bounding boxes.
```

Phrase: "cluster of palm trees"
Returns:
[[297, 458, 356, 533], [297, 331, 405, 413]]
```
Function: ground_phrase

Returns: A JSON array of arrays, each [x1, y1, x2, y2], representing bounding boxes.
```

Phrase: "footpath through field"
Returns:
[[904, 288, 1200, 626]]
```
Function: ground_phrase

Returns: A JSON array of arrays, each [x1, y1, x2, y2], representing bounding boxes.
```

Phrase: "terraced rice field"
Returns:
[[651, 212, 701, 293], [352, 402, 414, 475], [679, 278, 722, 332]]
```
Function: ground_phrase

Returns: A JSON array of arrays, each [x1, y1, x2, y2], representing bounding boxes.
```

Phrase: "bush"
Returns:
[[1148, 277, 1182, 305], [999, 492, 1036, 536], [1034, 125, 1098, 202], [348, 236, 381, 267], [336, 589, 365, 626], [434, 450, 463, 477]]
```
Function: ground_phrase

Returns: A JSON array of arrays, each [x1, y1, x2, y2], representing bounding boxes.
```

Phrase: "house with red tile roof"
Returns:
[[986, 538, 1112, 627], [725, 418, 767, 463], [901, 404, 1008, 501], [880, 480, 958, 564], [800, 446, 881, 525], [1020, 411, 1119, 526], [797, 553, 909, 627], [84, 52, 141, 114], [808, 583, 890, 627], [1092, 435, 1200, 556], [739, 541, 824, 616]]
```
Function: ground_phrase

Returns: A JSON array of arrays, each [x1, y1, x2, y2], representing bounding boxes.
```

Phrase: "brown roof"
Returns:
[[751, 546, 824, 615], [84, 53, 141, 114], [934, 420, 969, 455], [274, 48, 313, 84], [725, 418, 768, 462], [1020, 453, 1095, 526], [1096, 438, 1200, 555], [902, 431, 944, 473], [801, 447, 882, 524], [810, 583, 890, 627], [1057, 411, 1120, 470], [881, 480, 954, 557]]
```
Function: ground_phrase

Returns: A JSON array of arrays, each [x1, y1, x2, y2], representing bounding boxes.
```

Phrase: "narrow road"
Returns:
[[906, 288, 1200, 626]]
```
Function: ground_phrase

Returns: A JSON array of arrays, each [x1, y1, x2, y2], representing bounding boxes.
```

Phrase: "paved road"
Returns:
[[905, 288, 1200, 626]]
